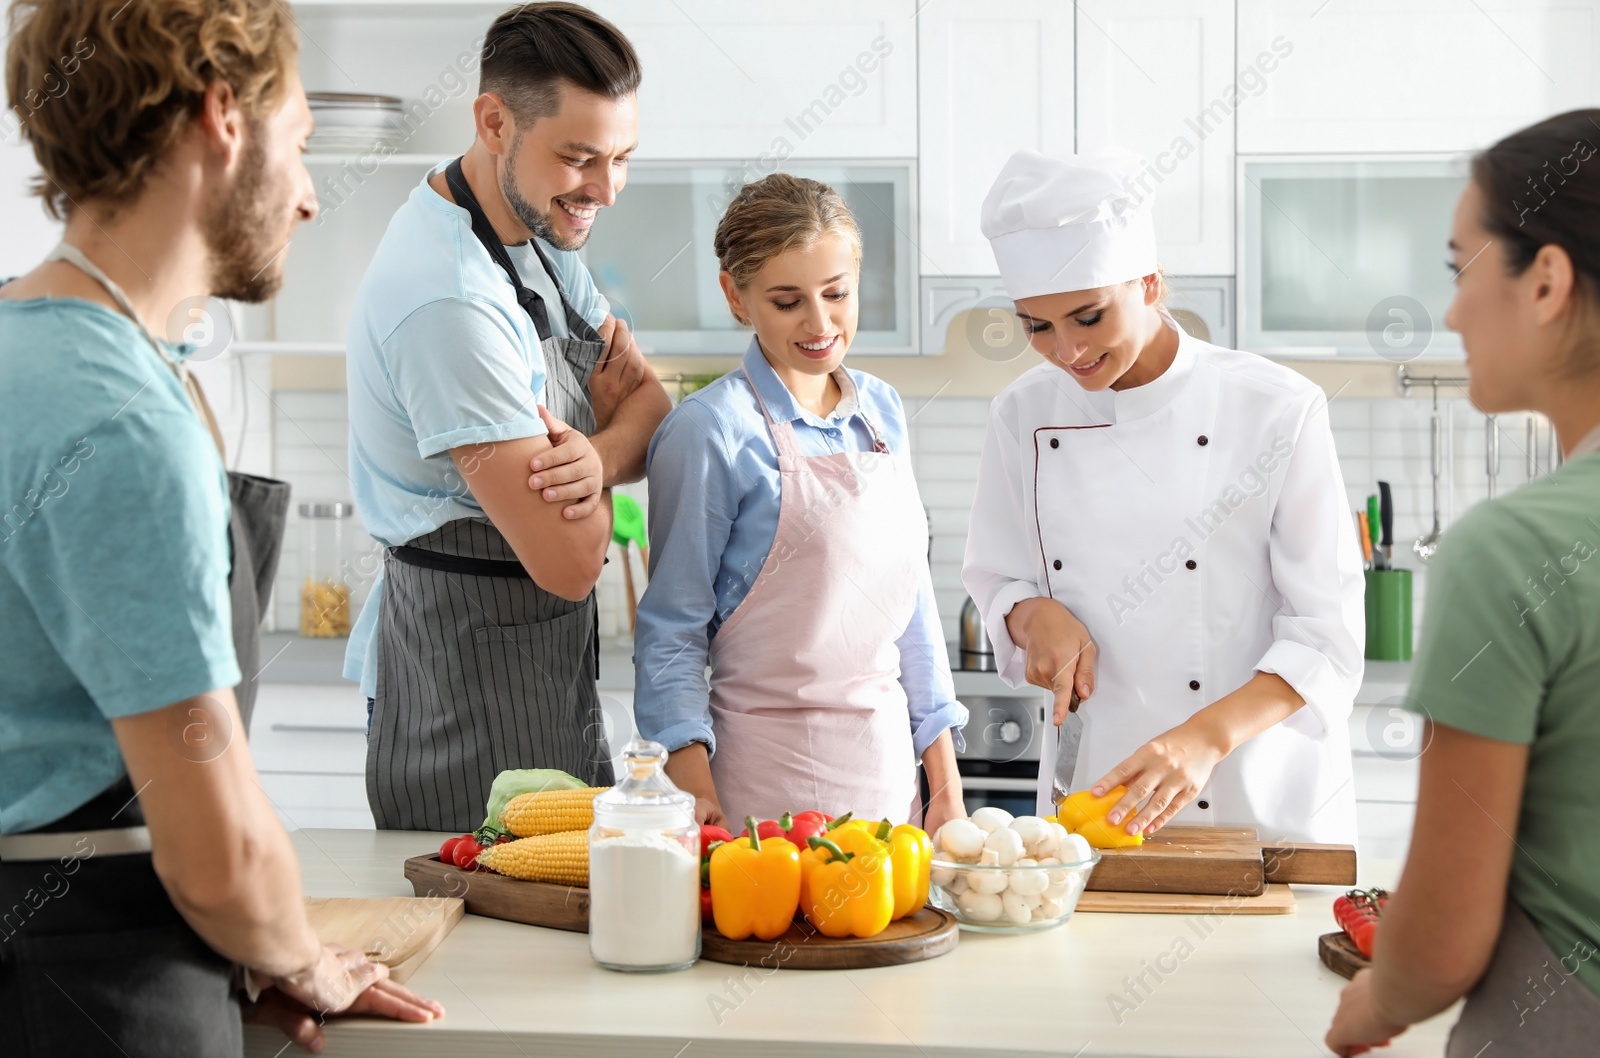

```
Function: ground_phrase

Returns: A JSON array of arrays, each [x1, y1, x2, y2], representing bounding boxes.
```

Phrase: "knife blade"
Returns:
[[1052, 690, 1083, 801], [1378, 480, 1394, 563]]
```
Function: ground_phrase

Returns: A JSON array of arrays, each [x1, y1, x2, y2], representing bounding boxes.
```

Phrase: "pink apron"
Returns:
[[707, 368, 928, 826]]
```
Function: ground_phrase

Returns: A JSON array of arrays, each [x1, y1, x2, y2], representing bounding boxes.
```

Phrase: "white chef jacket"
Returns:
[[962, 322, 1363, 844]]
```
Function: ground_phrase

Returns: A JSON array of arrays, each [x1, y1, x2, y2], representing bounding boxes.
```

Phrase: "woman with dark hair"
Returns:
[[1326, 110, 1600, 1056]]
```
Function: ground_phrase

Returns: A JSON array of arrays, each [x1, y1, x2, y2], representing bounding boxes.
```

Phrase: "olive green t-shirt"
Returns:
[[1406, 452, 1600, 996]]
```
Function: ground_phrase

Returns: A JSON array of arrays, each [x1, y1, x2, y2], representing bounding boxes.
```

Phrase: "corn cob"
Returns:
[[501, 786, 608, 837], [477, 830, 589, 885]]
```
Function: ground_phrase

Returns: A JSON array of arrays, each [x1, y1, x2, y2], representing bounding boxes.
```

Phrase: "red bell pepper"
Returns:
[[740, 813, 792, 843], [700, 824, 734, 857], [783, 810, 830, 851]]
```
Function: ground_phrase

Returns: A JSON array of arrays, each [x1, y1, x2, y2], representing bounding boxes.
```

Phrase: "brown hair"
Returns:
[[713, 173, 863, 323], [1471, 110, 1600, 332], [5, 0, 297, 221], [480, 2, 640, 125]]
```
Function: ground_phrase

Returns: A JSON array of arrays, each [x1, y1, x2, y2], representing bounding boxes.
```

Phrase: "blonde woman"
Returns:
[[633, 174, 967, 835]]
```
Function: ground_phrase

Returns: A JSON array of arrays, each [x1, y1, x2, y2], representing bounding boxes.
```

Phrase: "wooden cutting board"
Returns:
[[403, 855, 959, 969], [304, 896, 463, 983], [1085, 825, 1356, 897], [1077, 883, 1296, 915], [1318, 931, 1369, 978]]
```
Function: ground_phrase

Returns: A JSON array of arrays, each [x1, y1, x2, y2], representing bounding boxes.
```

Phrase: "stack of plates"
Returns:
[[307, 92, 409, 153]]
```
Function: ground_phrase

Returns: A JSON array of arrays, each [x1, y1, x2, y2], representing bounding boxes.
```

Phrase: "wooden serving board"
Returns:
[[700, 908, 959, 969], [403, 855, 959, 969], [1318, 931, 1370, 979], [305, 896, 463, 983], [1077, 883, 1296, 915], [1085, 825, 1356, 897]]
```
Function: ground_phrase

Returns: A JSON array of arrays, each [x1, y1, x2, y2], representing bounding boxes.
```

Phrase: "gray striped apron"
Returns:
[[365, 158, 613, 832]]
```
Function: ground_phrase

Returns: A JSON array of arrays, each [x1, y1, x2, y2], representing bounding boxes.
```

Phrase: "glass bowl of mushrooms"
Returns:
[[928, 807, 1101, 932]]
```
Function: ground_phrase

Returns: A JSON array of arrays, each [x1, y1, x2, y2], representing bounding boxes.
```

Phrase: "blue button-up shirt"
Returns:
[[633, 339, 966, 759]]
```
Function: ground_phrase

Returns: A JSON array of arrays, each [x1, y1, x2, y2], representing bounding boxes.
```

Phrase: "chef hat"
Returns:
[[980, 147, 1158, 301]]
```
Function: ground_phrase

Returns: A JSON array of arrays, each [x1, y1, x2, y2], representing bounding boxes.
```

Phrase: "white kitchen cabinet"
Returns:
[[1237, 0, 1600, 154], [250, 682, 373, 831], [1076, 0, 1235, 275], [915, 0, 1075, 277], [588, 0, 916, 161]]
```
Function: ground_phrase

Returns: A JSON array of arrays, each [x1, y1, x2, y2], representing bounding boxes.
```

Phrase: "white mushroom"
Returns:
[[1036, 898, 1064, 921], [1000, 889, 1034, 925], [957, 888, 1003, 922], [948, 873, 969, 896], [979, 847, 1001, 867], [983, 827, 1025, 867], [1008, 815, 1050, 854], [1007, 866, 1050, 896], [934, 818, 987, 862], [930, 865, 957, 887], [1061, 832, 1094, 865], [970, 806, 1015, 834], [1032, 821, 1064, 859], [1042, 879, 1073, 901], [967, 866, 1010, 894]]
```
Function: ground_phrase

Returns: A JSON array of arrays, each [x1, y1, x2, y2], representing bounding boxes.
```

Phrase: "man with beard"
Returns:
[[0, 1, 442, 1054], [345, 2, 671, 831]]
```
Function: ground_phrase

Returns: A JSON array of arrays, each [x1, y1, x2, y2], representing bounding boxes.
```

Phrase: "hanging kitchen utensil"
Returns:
[[958, 596, 995, 672], [1414, 379, 1444, 562], [1486, 415, 1500, 499]]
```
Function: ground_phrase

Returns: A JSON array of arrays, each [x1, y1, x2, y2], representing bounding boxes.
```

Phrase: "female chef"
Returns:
[[963, 148, 1364, 844], [633, 173, 967, 834]]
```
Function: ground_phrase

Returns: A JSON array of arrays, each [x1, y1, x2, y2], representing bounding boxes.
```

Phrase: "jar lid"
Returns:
[[299, 501, 354, 519], [593, 739, 696, 829]]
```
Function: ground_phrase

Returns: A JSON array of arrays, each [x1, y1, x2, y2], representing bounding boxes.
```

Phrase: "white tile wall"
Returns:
[[257, 388, 1561, 650]]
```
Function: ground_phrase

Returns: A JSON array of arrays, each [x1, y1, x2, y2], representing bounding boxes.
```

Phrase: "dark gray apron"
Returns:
[[365, 158, 613, 833], [16, 245, 291, 1056], [1445, 899, 1600, 1056]]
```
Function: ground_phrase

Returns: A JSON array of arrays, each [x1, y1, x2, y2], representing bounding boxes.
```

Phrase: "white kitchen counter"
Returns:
[[243, 829, 1456, 1058]]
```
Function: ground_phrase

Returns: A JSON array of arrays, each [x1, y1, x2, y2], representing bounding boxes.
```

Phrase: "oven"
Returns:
[[951, 694, 1048, 818]]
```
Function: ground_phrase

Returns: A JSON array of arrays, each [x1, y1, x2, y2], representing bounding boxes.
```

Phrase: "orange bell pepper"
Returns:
[[709, 816, 802, 941], [799, 835, 894, 939], [1057, 785, 1144, 848]]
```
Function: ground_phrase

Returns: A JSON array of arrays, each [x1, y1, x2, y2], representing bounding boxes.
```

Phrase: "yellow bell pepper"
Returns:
[[830, 818, 930, 919], [888, 823, 932, 919], [709, 816, 802, 941], [799, 835, 894, 938], [1056, 785, 1144, 848]]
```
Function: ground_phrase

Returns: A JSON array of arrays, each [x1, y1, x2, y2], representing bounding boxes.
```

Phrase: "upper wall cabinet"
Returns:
[[1076, 0, 1236, 276], [916, 0, 1075, 278], [589, 1, 917, 161], [1237, 0, 1600, 154]]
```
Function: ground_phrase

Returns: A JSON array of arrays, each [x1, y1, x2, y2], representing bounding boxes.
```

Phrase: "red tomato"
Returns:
[[439, 836, 463, 862], [451, 838, 484, 870], [700, 886, 715, 923]]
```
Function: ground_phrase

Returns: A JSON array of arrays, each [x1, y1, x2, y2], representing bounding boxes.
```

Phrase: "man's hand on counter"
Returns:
[[529, 406, 605, 519], [246, 942, 445, 1053]]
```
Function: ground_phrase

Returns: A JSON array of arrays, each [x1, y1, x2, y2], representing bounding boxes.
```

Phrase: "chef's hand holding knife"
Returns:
[[1004, 598, 1096, 724]]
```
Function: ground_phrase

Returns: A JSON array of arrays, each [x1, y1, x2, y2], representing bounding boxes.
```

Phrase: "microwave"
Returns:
[[1238, 155, 1469, 359], [579, 160, 917, 355]]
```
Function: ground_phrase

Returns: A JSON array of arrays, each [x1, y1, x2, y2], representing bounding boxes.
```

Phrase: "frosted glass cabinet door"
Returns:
[[916, 0, 1075, 278], [587, 0, 917, 161], [1076, 0, 1236, 276], [1237, 0, 1600, 153]]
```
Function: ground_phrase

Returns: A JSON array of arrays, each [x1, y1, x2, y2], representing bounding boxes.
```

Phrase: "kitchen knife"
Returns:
[[1052, 690, 1083, 800], [1377, 481, 1394, 564], [1366, 494, 1384, 569], [1356, 510, 1373, 569]]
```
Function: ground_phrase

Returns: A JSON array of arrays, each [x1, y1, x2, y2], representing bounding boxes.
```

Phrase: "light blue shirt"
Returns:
[[344, 163, 609, 695], [633, 340, 967, 760], [0, 299, 238, 833]]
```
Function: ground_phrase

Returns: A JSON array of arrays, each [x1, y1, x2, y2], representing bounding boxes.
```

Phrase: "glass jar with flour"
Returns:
[[588, 739, 701, 972]]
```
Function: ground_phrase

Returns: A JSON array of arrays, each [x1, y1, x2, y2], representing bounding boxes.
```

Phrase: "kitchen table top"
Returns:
[[243, 829, 1455, 1058]]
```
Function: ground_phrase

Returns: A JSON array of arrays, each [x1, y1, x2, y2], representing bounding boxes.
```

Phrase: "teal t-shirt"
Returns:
[[1405, 452, 1600, 996], [0, 297, 239, 833]]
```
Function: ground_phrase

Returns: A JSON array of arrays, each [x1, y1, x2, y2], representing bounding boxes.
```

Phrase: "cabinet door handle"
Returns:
[[270, 723, 366, 734]]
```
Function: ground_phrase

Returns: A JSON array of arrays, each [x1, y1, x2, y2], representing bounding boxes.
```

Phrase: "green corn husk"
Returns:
[[481, 768, 587, 833]]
